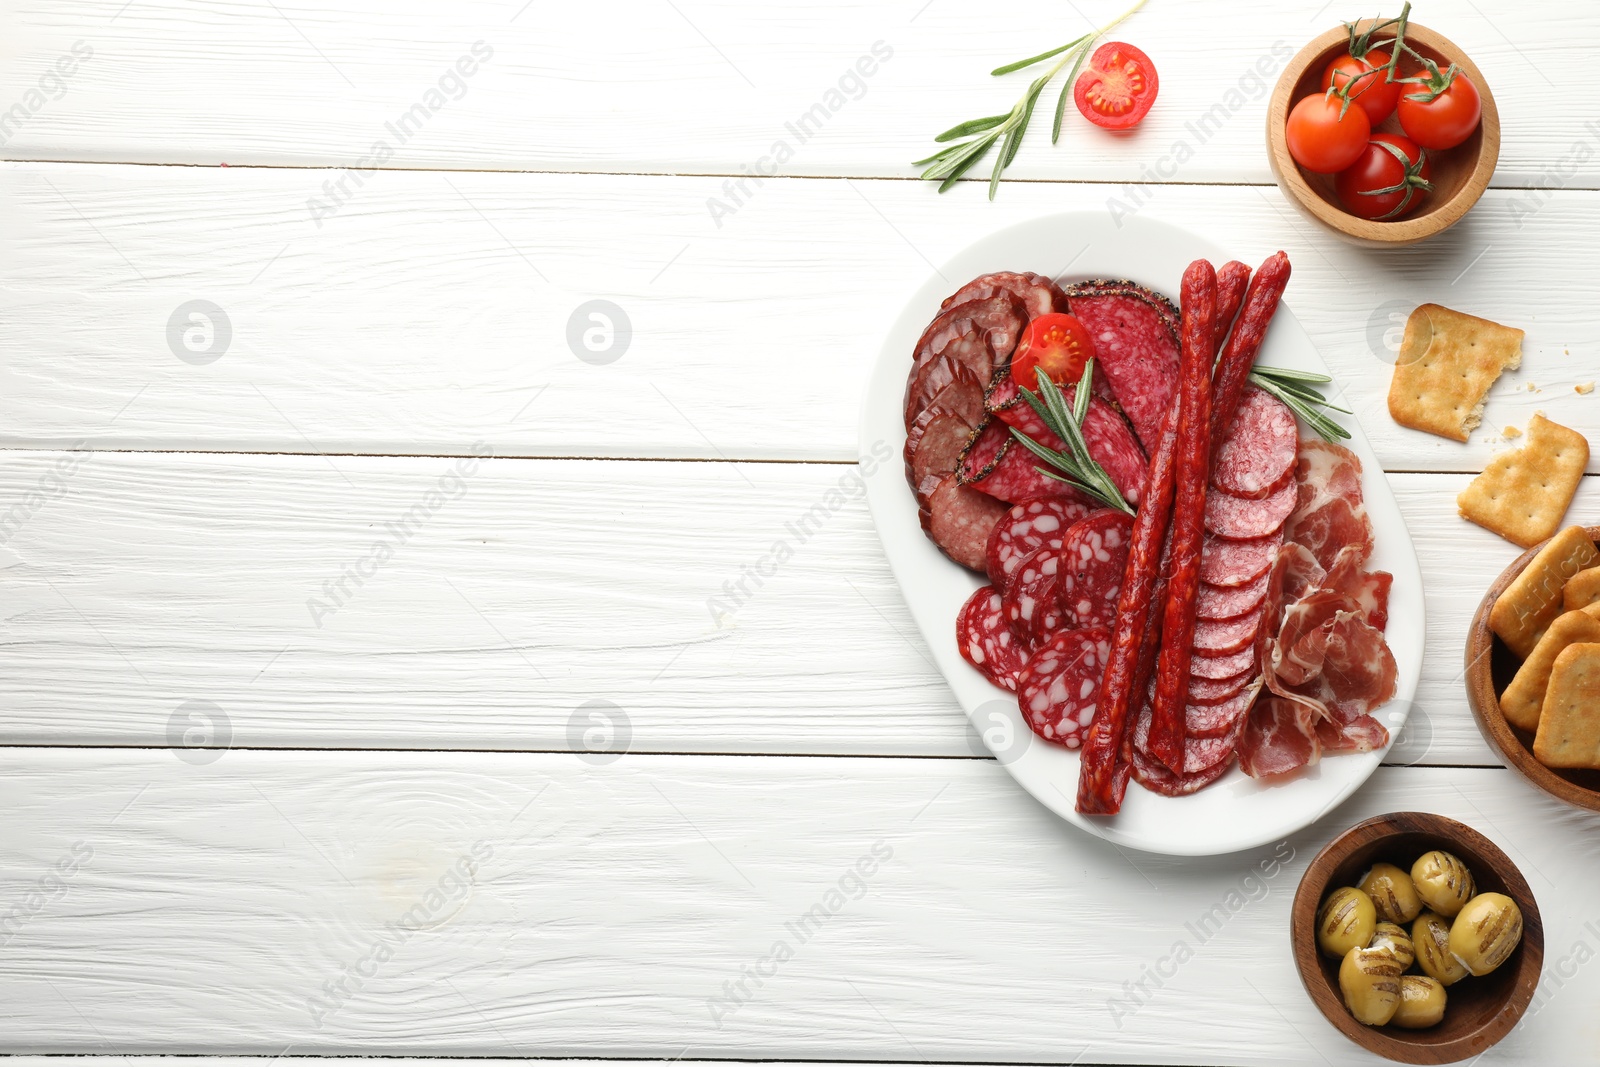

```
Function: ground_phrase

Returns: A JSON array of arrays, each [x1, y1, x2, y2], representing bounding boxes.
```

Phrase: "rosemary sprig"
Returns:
[[1009, 361, 1135, 515], [1250, 366, 1353, 443], [914, 0, 1148, 200]]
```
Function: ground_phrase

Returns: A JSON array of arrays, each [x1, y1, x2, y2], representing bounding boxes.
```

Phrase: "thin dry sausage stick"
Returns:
[[1209, 251, 1291, 459], [1147, 260, 1217, 773], [1214, 261, 1251, 357], [1075, 376, 1186, 813]]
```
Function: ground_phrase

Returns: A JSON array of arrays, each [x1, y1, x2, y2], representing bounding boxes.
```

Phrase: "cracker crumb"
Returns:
[[1504, 425, 1523, 439], [1527, 382, 1539, 392], [1578, 381, 1595, 395]]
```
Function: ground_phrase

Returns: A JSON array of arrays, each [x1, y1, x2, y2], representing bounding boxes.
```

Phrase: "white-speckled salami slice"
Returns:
[[984, 497, 1094, 589], [1002, 544, 1063, 643], [1188, 645, 1256, 676], [1015, 626, 1111, 748], [1192, 605, 1267, 656], [957, 585, 1028, 692], [1052, 509, 1134, 633]]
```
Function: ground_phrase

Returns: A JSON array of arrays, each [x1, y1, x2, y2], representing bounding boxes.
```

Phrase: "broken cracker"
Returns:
[[1500, 609, 1600, 731], [1565, 567, 1600, 613], [1489, 524, 1600, 659], [1387, 303, 1524, 441], [1532, 642, 1600, 769], [1459, 414, 1589, 548]]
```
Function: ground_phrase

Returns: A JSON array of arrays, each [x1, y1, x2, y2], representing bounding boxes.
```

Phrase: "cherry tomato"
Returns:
[[1335, 133, 1432, 221], [1321, 49, 1402, 126], [1397, 69, 1481, 150], [1073, 42, 1159, 131], [1285, 93, 1371, 174], [1011, 314, 1097, 391]]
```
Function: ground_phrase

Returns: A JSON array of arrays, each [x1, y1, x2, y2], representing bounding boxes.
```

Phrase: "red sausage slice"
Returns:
[[1200, 532, 1284, 587], [1053, 509, 1135, 633], [1212, 387, 1300, 500], [1195, 571, 1272, 621], [985, 497, 1094, 589], [1204, 478, 1298, 540], [1016, 627, 1112, 748], [1193, 605, 1268, 656], [1189, 645, 1256, 677], [957, 585, 1028, 692], [1003, 545, 1063, 643]]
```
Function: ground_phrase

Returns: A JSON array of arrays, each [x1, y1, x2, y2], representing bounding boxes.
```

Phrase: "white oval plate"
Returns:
[[861, 211, 1423, 856]]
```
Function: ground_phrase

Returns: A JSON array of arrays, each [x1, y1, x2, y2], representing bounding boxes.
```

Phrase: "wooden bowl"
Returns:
[[1466, 526, 1600, 811], [1292, 813, 1543, 1063], [1266, 21, 1500, 246]]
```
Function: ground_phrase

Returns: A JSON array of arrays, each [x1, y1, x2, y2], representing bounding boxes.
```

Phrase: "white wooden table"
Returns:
[[2, 1, 1598, 1063]]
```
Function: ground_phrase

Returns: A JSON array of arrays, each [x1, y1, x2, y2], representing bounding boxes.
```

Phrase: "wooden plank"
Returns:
[[2, 163, 1596, 469], [2, 0, 1595, 190], [0, 447, 1582, 763], [1, 751, 1596, 1061]]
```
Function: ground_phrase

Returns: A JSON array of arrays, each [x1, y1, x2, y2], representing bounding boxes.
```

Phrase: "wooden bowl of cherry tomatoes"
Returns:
[[1267, 9, 1499, 247]]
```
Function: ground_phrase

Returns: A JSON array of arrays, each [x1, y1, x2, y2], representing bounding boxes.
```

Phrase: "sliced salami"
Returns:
[[985, 377, 1149, 507], [914, 291, 1028, 373], [1204, 478, 1298, 540], [1016, 626, 1111, 748], [916, 359, 988, 432], [1195, 571, 1272, 621], [905, 332, 995, 427], [918, 474, 1007, 573], [1188, 645, 1256, 678], [905, 411, 975, 491], [957, 585, 1028, 692], [1186, 687, 1257, 738], [956, 417, 1008, 484], [1131, 747, 1234, 796], [1187, 670, 1253, 706], [959, 422, 1091, 506], [940, 271, 1070, 320], [1054, 510, 1134, 633], [1193, 605, 1267, 656], [1133, 701, 1243, 777], [1212, 387, 1299, 500], [1200, 531, 1284, 587], [984, 498, 1093, 589], [1064, 284, 1182, 453], [1002, 545, 1063, 642]]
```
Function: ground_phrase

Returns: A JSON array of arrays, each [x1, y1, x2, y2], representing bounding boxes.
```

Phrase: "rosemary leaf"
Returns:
[[934, 114, 1011, 143], [938, 140, 995, 192], [990, 35, 1087, 76], [1052, 39, 1096, 144], [1013, 362, 1134, 514]]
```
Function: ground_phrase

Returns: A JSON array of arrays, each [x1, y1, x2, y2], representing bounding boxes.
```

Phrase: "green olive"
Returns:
[[1340, 945, 1402, 1026], [1391, 975, 1447, 1029], [1450, 892, 1523, 976], [1369, 920, 1414, 970], [1411, 850, 1475, 918], [1318, 886, 1377, 959], [1413, 910, 1469, 986], [1359, 862, 1423, 924]]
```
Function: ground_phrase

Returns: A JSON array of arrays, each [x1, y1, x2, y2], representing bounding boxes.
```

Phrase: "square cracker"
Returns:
[[1459, 414, 1590, 548], [1532, 642, 1600, 769], [1388, 303, 1523, 442], [1564, 567, 1600, 612], [1489, 525, 1599, 659], [1500, 609, 1600, 731]]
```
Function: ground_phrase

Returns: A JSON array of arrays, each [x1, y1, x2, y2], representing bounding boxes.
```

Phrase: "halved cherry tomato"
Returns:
[[1321, 49, 1402, 126], [1397, 68, 1481, 150], [1285, 93, 1371, 174], [1011, 314, 1097, 391], [1073, 42, 1159, 131], [1335, 133, 1432, 221]]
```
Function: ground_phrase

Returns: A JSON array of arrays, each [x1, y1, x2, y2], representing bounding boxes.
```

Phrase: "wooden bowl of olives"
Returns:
[[1291, 812, 1543, 1064]]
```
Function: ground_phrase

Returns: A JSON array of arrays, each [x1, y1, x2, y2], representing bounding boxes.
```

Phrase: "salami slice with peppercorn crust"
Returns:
[[1146, 259, 1217, 775], [1016, 627, 1112, 748], [1063, 281, 1182, 453]]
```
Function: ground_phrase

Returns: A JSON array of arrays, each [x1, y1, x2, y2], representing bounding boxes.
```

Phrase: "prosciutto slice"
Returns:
[[1239, 440, 1398, 779]]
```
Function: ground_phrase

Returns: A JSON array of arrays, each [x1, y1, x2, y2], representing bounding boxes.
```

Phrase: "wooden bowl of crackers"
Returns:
[[1467, 525, 1600, 811], [1266, 21, 1500, 247]]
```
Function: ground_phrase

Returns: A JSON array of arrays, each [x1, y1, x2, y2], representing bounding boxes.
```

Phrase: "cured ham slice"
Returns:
[[1239, 439, 1398, 778]]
